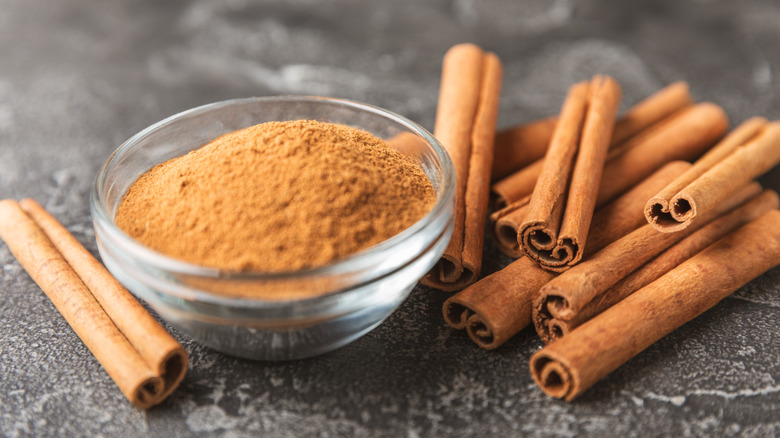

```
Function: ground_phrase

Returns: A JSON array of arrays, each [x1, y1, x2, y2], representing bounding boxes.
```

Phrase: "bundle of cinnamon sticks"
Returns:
[[427, 43, 780, 401], [2, 42, 778, 406], [0, 199, 188, 409]]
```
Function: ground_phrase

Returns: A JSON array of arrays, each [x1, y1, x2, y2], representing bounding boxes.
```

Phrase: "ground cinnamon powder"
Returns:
[[115, 120, 436, 272]]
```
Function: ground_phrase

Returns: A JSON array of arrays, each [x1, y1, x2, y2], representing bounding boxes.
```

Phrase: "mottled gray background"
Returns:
[[1, 0, 779, 436]]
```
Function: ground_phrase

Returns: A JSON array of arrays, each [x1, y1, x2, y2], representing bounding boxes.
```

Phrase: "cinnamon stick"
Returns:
[[491, 81, 692, 209], [491, 116, 557, 181], [421, 43, 503, 292], [444, 256, 553, 348], [610, 82, 692, 145], [530, 210, 780, 401], [491, 160, 542, 211], [519, 76, 622, 270], [0, 199, 187, 409], [645, 118, 780, 232], [443, 161, 687, 349], [545, 189, 779, 341], [533, 182, 763, 343], [491, 102, 728, 258], [490, 196, 532, 257], [580, 162, 693, 253]]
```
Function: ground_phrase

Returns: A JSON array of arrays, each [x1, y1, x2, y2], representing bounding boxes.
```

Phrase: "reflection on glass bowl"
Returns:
[[91, 96, 454, 361]]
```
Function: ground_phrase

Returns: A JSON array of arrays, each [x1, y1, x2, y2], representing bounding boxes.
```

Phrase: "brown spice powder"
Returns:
[[115, 120, 436, 272]]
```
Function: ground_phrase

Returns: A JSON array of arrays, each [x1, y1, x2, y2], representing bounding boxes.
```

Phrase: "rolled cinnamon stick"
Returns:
[[546, 189, 779, 341], [491, 117, 557, 182], [582, 162, 694, 253], [443, 161, 688, 349], [444, 256, 553, 348], [421, 43, 503, 292], [491, 102, 729, 258], [491, 161, 542, 211], [534, 182, 763, 343], [530, 210, 780, 401], [491, 161, 692, 258], [490, 196, 532, 257], [491, 81, 692, 208], [0, 199, 187, 409], [610, 81, 692, 145], [519, 76, 622, 270], [645, 119, 780, 232]]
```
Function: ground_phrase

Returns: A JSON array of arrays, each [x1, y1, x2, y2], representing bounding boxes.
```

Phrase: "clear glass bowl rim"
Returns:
[[91, 95, 454, 305]]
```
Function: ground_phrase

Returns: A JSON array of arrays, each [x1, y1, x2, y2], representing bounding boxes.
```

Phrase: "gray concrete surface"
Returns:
[[1, 0, 779, 436]]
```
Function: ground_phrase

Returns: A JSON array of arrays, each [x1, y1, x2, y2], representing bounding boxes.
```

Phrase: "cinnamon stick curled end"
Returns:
[[427, 254, 479, 292], [530, 350, 579, 401], [442, 297, 473, 330], [442, 296, 503, 349], [532, 286, 576, 344], [644, 194, 697, 232], [124, 349, 188, 408], [644, 119, 780, 233], [520, 222, 580, 270], [465, 313, 502, 350], [132, 348, 188, 408], [495, 222, 524, 257], [441, 256, 555, 349], [519, 76, 622, 271], [489, 197, 530, 258]]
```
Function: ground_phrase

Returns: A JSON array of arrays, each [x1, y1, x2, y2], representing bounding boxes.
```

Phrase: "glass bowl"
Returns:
[[91, 96, 454, 361]]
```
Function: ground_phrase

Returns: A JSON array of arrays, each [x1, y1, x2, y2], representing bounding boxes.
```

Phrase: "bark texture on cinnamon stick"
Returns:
[[491, 81, 692, 209], [491, 102, 728, 258], [421, 43, 502, 292], [645, 118, 780, 232], [442, 161, 687, 349], [519, 76, 621, 270], [491, 117, 557, 182], [533, 182, 764, 343], [542, 189, 779, 341], [530, 210, 780, 401], [0, 199, 188, 409]]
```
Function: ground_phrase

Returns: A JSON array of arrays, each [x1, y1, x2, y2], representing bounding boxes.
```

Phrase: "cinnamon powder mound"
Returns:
[[115, 120, 436, 272]]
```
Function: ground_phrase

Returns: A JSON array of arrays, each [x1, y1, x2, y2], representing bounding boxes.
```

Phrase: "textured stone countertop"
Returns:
[[1, 0, 779, 436]]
